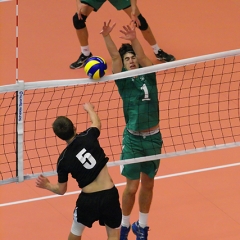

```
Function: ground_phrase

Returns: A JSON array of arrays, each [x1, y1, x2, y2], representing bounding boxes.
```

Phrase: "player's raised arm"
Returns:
[[83, 103, 101, 131], [100, 20, 123, 74], [120, 23, 152, 67]]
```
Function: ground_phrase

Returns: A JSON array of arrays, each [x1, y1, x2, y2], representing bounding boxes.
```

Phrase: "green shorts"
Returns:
[[81, 0, 131, 11], [120, 128, 163, 180]]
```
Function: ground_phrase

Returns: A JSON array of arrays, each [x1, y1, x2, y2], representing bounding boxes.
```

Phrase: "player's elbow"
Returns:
[[58, 188, 66, 195], [111, 54, 121, 61], [92, 120, 101, 131], [58, 191, 66, 195], [58, 182, 67, 195]]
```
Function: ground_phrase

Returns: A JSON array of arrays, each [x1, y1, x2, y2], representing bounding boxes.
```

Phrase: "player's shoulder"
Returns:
[[57, 147, 68, 167], [78, 127, 100, 138]]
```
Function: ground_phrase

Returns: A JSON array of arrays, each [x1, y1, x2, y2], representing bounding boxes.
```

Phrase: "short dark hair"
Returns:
[[52, 116, 75, 141], [118, 43, 136, 62]]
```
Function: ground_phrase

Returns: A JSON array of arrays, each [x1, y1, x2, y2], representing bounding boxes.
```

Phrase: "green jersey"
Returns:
[[115, 71, 159, 131]]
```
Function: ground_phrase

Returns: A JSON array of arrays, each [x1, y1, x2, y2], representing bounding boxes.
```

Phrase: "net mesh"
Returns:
[[0, 52, 240, 184], [23, 82, 124, 175], [0, 92, 17, 180], [159, 57, 240, 152]]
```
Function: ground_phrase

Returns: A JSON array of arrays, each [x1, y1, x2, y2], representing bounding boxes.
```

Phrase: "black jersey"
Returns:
[[57, 127, 109, 188]]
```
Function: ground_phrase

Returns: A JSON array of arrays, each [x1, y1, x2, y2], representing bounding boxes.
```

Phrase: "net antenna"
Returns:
[[0, 49, 240, 185]]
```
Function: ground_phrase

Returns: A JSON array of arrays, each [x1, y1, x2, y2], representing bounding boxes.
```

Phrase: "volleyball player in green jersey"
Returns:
[[101, 20, 163, 240]]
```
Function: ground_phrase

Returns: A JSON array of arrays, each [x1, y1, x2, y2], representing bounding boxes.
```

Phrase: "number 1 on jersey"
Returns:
[[141, 84, 150, 101]]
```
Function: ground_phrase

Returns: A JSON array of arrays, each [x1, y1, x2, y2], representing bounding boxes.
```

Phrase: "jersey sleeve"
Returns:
[[57, 160, 69, 183], [82, 127, 100, 139]]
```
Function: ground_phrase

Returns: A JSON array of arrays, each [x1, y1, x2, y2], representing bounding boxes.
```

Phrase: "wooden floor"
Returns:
[[0, 0, 240, 239]]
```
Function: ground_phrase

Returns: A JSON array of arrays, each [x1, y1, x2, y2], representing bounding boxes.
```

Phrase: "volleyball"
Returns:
[[84, 56, 107, 80]]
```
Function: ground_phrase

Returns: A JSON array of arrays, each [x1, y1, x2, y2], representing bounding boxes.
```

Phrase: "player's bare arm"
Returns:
[[120, 24, 152, 67], [83, 103, 101, 130], [36, 174, 67, 195], [101, 20, 123, 74]]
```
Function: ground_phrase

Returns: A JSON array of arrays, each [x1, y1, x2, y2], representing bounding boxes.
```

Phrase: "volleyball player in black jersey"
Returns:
[[36, 103, 122, 240]]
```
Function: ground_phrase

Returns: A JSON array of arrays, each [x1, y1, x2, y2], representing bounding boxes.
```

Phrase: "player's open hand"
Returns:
[[119, 23, 136, 41], [100, 20, 116, 37]]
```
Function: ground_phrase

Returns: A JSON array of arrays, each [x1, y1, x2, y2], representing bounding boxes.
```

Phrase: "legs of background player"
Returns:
[[76, 26, 89, 47], [122, 6, 175, 62], [70, 1, 175, 69], [70, 4, 94, 69], [123, 6, 157, 46]]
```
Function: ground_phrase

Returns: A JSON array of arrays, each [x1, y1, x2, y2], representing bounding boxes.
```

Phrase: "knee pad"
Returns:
[[73, 13, 87, 29], [138, 14, 148, 31], [70, 219, 85, 236], [70, 208, 85, 236]]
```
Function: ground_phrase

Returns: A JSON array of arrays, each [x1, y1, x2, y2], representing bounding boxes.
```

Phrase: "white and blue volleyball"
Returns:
[[84, 56, 107, 80]]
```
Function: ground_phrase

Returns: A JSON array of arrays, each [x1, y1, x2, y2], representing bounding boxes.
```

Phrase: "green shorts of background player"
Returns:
[[82, 0, 130, 11], [120, 128, 163, 180]]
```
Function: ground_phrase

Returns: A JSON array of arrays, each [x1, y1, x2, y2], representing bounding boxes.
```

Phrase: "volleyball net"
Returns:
[[0, 49, 240, 185]]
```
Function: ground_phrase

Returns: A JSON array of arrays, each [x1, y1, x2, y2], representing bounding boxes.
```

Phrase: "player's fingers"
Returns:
[[40, 174, 45, 179], [36, 179, 41, 186], [127, 25, 132, 31], [111, 22, 116, 29], [120, 30, 127, 35], [122, 26, 128, 32]]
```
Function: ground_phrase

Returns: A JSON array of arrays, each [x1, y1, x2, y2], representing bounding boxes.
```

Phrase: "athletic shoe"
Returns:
[[132, 221, 149, 240], [70, 52, 93, 69], [155, 49, 175, 62], [120, 225, 131, 240]]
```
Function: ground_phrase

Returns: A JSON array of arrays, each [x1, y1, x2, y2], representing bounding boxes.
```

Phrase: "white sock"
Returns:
[[81, 46, 91, 56], [139, 212, 148, 228], [151, 44, 161, 54], [121, 215, 130, 227]]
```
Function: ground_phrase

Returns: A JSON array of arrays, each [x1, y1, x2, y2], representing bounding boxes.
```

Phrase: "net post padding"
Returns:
[[16, 80, 24, 182]]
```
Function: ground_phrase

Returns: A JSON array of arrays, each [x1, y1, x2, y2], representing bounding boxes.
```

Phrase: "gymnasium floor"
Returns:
[[0, 0, 240, 239]]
